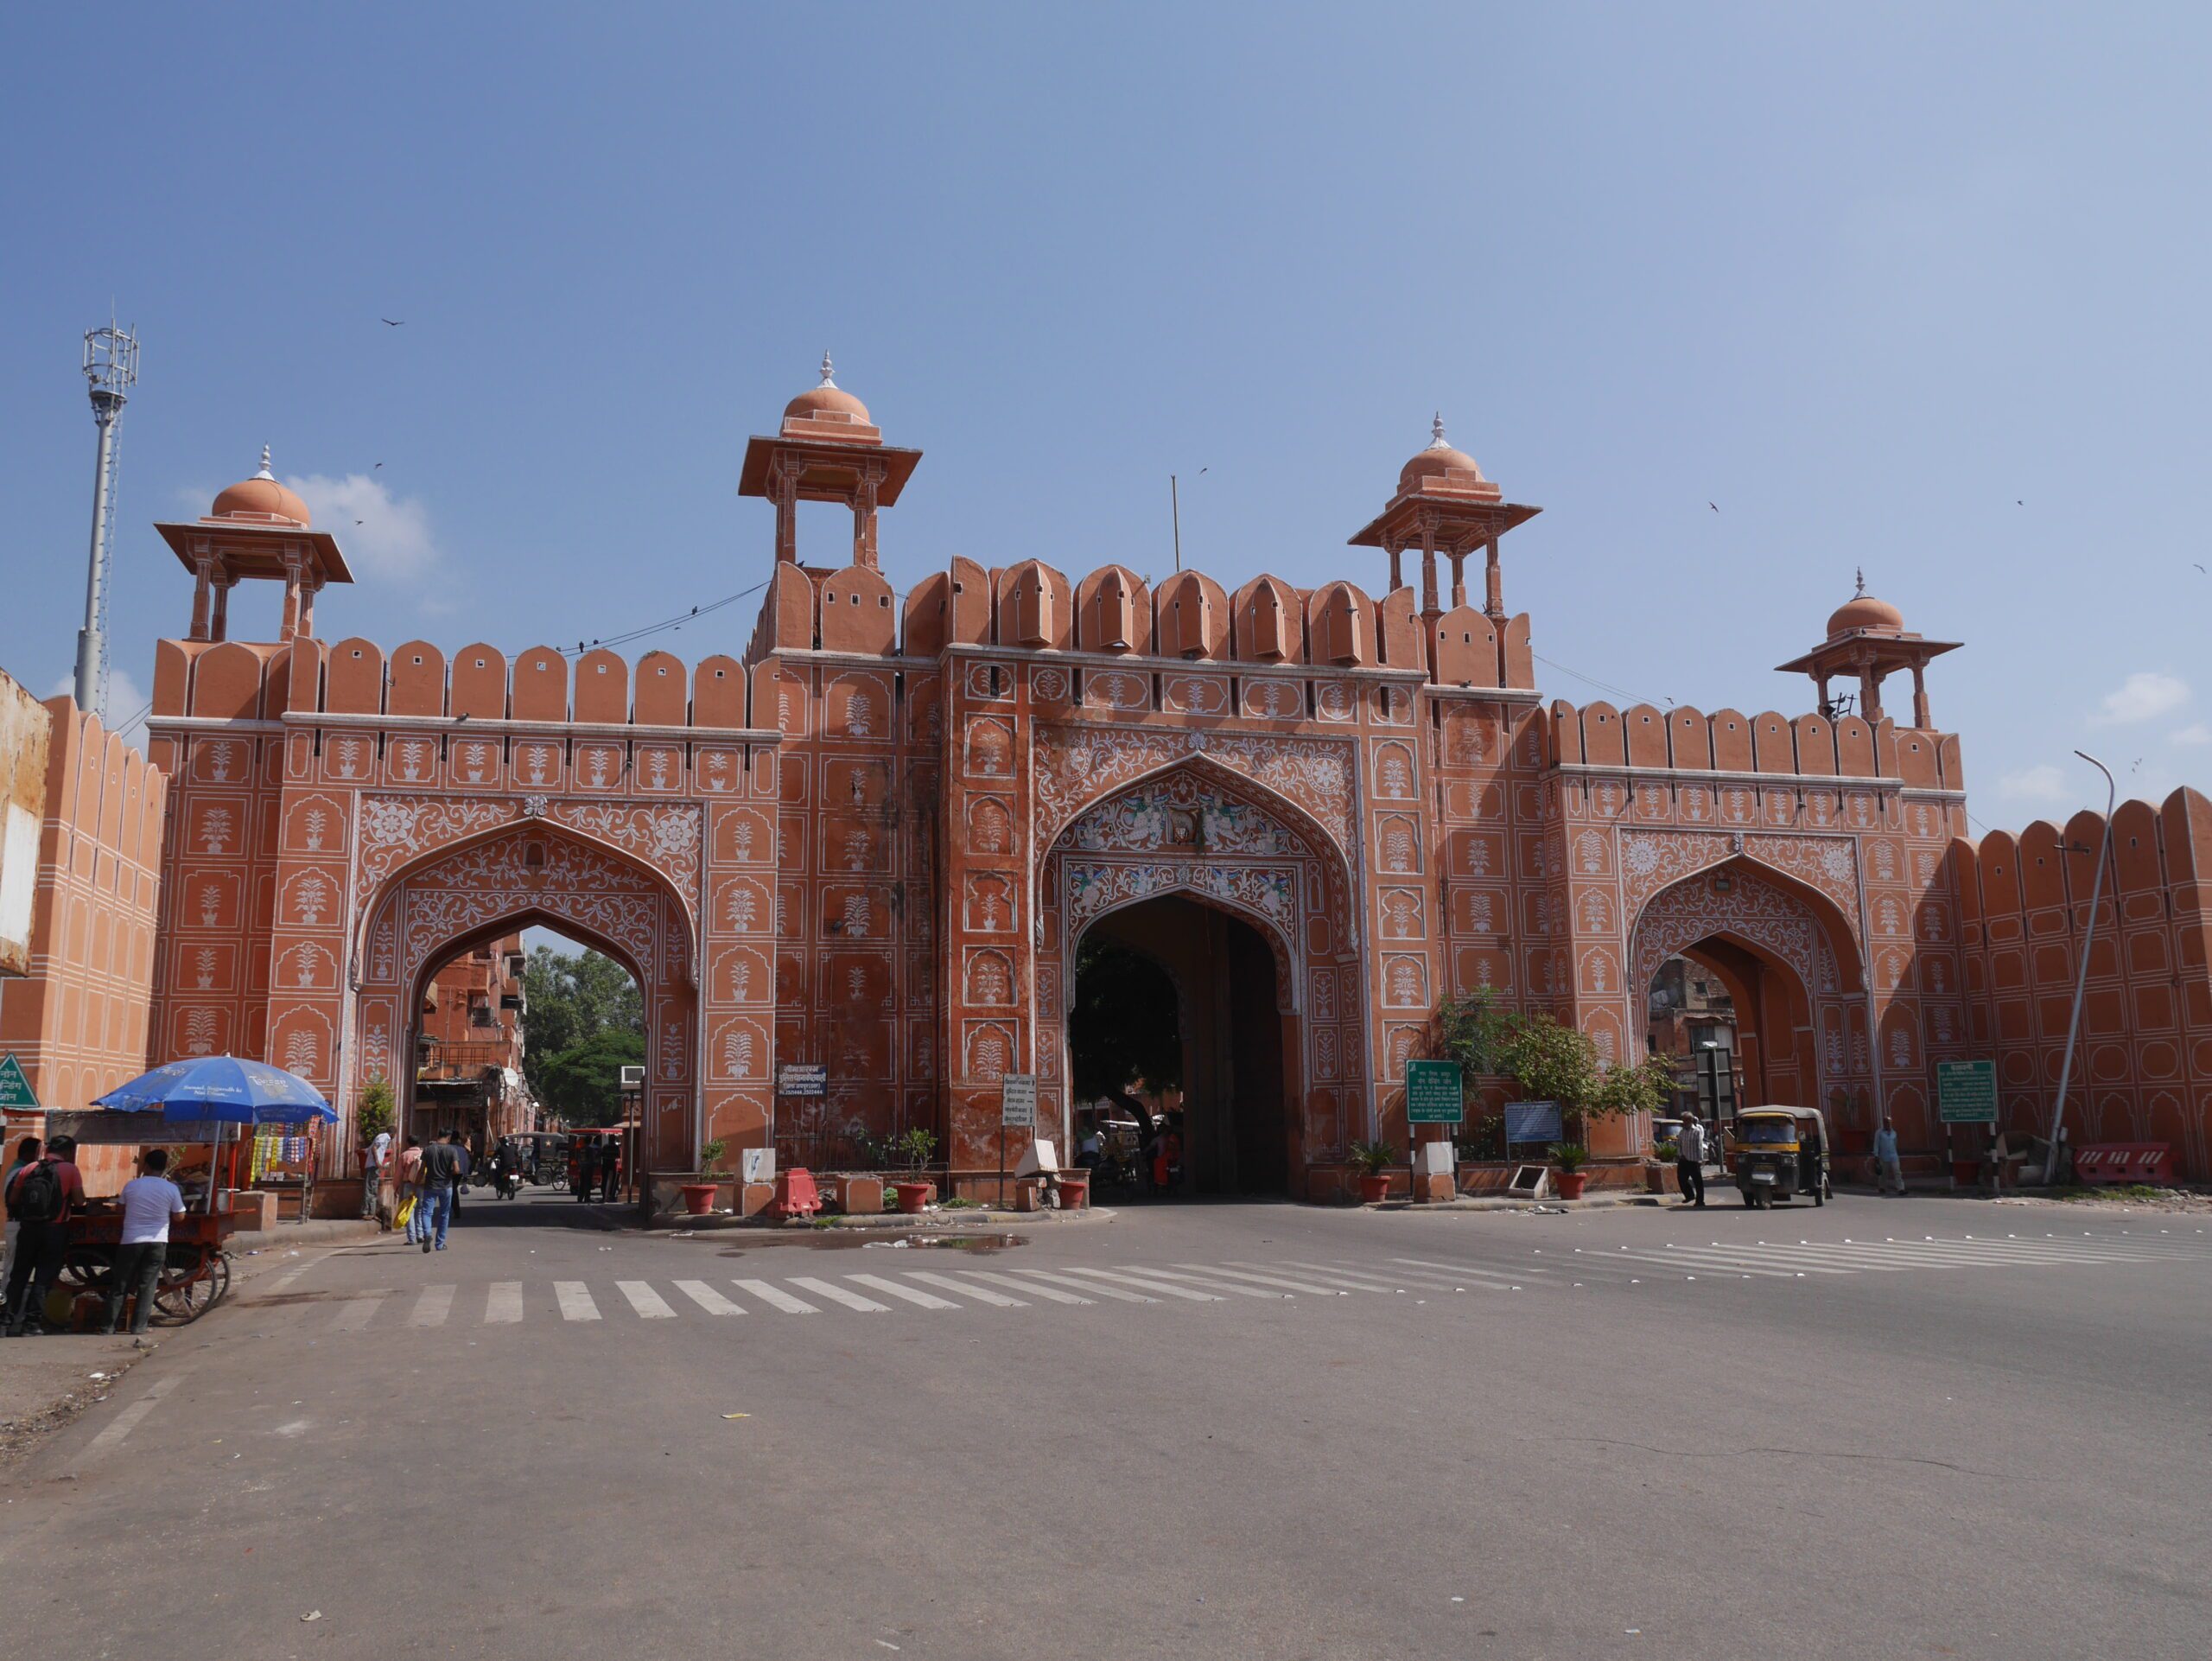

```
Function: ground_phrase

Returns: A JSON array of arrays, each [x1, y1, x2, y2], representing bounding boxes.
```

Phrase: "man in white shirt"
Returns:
[[1675, 1111, 1707, 1208], [1871, 1118, 1904, 1195], [363, 1128, 392, 1225], [102, 1148, 187, 1335]]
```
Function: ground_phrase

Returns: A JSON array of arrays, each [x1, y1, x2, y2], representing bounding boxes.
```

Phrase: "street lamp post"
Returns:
[[2043, 751, 2115, 1183]]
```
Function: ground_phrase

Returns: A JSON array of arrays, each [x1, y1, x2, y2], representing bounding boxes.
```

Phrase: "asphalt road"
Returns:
[[2, 1187, 2207, 1660]]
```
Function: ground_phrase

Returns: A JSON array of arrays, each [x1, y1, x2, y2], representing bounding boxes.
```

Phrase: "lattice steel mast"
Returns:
[[74, 319, 140, 720]]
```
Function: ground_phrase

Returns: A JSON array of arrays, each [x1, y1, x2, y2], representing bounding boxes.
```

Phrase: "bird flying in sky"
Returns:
[[380, 318, 404, 327]]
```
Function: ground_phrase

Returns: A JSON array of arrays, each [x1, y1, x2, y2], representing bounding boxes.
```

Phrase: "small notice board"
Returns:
[[1001, 1073, 1038, 1130], [1936, 1060, 1998, 1124], [777, 1063, 828, 1098], [1405, 1059, 1464, 1125], [1504, 1100, 1563, 1147]]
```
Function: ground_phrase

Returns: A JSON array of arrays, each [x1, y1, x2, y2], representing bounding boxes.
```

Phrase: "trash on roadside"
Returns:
[[302, 1611, 322, 1622], [721, 1412, 749, 1420]]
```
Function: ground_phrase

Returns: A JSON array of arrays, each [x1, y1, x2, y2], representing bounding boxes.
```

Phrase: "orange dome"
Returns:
[[1398, 414, 1489, 494], [1827, 590, 1905, 639], [782, 352, 871, 427], [210, 447, 310, 527]]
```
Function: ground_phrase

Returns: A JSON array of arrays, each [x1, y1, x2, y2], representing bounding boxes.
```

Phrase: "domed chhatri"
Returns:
[[208, 445, 311, 528], [779, 351, 877, 439], [1826, 570, 1905, 639], [1397, 412, 1497, 500]]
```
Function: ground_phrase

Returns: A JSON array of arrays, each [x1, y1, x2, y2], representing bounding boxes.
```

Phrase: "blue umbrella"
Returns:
[[93, 1055, 338, 1125]]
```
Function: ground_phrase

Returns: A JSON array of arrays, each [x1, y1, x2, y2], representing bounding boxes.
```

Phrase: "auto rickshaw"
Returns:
[[1726, 1106, 1832, 1207]]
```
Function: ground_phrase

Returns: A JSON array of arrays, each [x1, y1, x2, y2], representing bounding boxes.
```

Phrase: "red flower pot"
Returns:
[[893, 1181, 934, 1214], [1554, 1171, 1588, 1200], [1357, 1174, 1391, 1205], [678, 1182, 718, 1216]]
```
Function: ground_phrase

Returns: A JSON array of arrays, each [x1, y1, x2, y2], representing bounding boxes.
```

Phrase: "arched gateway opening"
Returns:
[[1630, 856, 1864, 1129], [345, 821, 698, 1177], [1070, 894, 1290, 1195]]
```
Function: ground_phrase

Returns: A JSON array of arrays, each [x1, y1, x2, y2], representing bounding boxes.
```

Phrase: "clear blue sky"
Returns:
[[3, 3, 2206, 824]]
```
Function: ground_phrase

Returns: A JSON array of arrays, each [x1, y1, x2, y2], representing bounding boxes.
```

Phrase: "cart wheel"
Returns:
[[61, 1246, 116, 1290], [153, 1251, 232, 1324]]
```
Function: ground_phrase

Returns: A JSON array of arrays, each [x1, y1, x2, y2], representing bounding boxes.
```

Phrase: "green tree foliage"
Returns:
[[533, 1028, 647, 1127], [1429, 990, 1677, 1142], [355, 1075, 396, 1144], [1067, 938, 1183, 1104], [522, 945, 645, 1124]]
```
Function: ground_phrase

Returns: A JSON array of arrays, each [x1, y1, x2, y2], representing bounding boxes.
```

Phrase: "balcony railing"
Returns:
[[416, 1041, 515, 1083]]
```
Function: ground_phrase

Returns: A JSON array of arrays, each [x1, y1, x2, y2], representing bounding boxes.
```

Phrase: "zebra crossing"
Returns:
[[280, 1229, 2212, 1333]]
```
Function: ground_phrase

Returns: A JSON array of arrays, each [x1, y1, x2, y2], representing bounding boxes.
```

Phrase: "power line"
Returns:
[[543, 579, 772, 659], [1532, 652, 1675, 711]]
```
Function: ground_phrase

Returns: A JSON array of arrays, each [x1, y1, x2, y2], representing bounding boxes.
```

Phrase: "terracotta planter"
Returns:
[[1554, 1170, 1588, 1200], [677, 1182, 719, 1216], [893, 1180, 934, 1214], [1357, 1173, 1391, 1205], [1056, 1171, 1090, 1211]]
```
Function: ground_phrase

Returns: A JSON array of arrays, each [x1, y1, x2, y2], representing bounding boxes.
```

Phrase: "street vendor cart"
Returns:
[[36, 1055, 340, 1327]]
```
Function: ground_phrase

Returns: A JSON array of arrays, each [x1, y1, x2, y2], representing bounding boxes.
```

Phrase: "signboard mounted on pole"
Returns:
[[1936, 1060, 1998, 1124]]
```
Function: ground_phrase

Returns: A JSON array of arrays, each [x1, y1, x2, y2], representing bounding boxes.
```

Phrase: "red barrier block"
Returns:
[[2075, 1142, 2174, 1186], [773, 1167, 822, 1219]]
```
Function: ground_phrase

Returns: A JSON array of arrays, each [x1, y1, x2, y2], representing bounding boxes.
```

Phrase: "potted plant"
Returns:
[[890, 1127, 938, 1214], [1548, 1142, 1592, 1200], [679, 1138, 727, 1217], [1348, 1138, 1397, 1205]]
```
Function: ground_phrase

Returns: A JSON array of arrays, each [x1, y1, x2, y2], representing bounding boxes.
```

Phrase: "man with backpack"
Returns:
[[4, 1134, 85, 1336]]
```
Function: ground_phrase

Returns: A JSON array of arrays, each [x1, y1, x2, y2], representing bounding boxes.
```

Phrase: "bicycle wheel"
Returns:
[[153, 1251, 231, 1324]]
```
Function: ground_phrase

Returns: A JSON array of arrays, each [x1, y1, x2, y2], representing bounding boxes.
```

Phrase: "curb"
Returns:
[[1367, 1194, 1662, 1213], [650, 1206, 1119, 1237]]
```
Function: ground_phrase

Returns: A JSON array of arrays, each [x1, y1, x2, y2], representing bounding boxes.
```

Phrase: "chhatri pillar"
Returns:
[[739, 354, 921, 571]]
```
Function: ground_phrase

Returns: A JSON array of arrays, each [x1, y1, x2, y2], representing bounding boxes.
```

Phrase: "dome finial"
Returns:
[[254, 443, 274, 481], [1854, 565, 1866, 598], [819, 350, 836, 389], [1428, 411, 1448, 450]]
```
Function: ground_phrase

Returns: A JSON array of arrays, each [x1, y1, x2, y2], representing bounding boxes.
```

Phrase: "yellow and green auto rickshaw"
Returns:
[[1726, 1106, 1832, 1208]]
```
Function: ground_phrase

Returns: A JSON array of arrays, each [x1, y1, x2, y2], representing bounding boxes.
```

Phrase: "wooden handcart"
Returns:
[[60, 1209, 238, 1326]]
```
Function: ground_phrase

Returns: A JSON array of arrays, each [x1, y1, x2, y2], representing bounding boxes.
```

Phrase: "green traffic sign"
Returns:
[[1405, 1058, 1464, 1125], [1936, 1060, 1998, 1124], [0, 1053, 38, 1111]]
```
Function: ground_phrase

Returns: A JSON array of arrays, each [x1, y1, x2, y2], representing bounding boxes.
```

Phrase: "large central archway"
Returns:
[[1037, 758, 1365, 1193], [346, 821, 699, 1174]]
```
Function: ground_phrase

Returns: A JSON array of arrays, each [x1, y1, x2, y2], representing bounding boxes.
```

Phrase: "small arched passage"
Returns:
[[1630, 856, 1865, 1125], [1071, 892, 1293, 1196]]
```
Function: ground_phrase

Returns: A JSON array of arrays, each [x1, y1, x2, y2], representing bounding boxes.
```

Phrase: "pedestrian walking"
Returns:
[[396, 1135, 425, 1243], [101, 1148, 187, 1335], [4, 1134, 85, 1335], [1, 1136, 39, 1300], [600, 1139, 621, 1203], [363, 1127, 392, 1226], [415, 1134, 466, 1252], [1675, 1111, 1707, 1207], [576, 1137, 599, 1203], [1872, 1117, 1904, 1196]]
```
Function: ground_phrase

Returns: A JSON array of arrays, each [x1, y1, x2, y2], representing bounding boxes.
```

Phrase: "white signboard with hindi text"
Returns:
[[1000, 1072, 1038, 1130]]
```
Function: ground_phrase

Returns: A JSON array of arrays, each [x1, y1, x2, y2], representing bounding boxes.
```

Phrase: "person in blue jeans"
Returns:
[[416, 1135, 465, 1252]]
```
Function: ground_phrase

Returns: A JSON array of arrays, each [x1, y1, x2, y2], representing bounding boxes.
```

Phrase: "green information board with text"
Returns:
[[1405, 1059, 1464, 1125], [1936, 1060, 1998, 1123]]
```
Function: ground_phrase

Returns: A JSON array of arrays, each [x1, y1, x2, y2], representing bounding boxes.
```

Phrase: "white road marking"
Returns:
[[1184, 1263, 1366, 1296], [331, 1295, 385, 1332], [956, 1269, 1094, 1304], [485, 1282, 524, 1323], [1012, 1267, 1158, 1303], [617, 1280, 677, 1319], [1273, 1261, 1437, 1292], [1224, 1260, 1407, 1294], [789, 1276, 890, 1312], [846, 1273, 959, 1309], [674, 1279, 744, 1315], [409, 1284, 456, 1326], [1389, 1256, 1549, 1282], [1134, 1267, 1290, 1299], [1629, 1247, 1847, 1278], [1063, 1266, 1218, 1301], [78, 1372, 186, 1461], [906, 1270, 1027, 1307], [734, 1278, 818, 1314], [554, 1282, 601, 1321]]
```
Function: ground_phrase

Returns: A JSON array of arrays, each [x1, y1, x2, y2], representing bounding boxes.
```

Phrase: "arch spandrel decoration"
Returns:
[[1617, 829, 1867, 967], [1039, 759, 1368, 1161], [1033, 725, 1359, 860]]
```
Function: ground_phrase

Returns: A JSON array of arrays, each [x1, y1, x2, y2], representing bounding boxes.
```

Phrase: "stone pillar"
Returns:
[[1419, 512, 1440, 620], [1859, 662, 1882, 722], [1911, 663, 1930, 728], [1484, 538, 1503, 620], [852, 466, 882, 570], [773, 461, 798, 564], [279, 552, 305, 642], [189, 557, 214, 641], [1448, 545, 1467, 609], [209, 575, 234, 643], [1385, 537, 1404, 595]]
